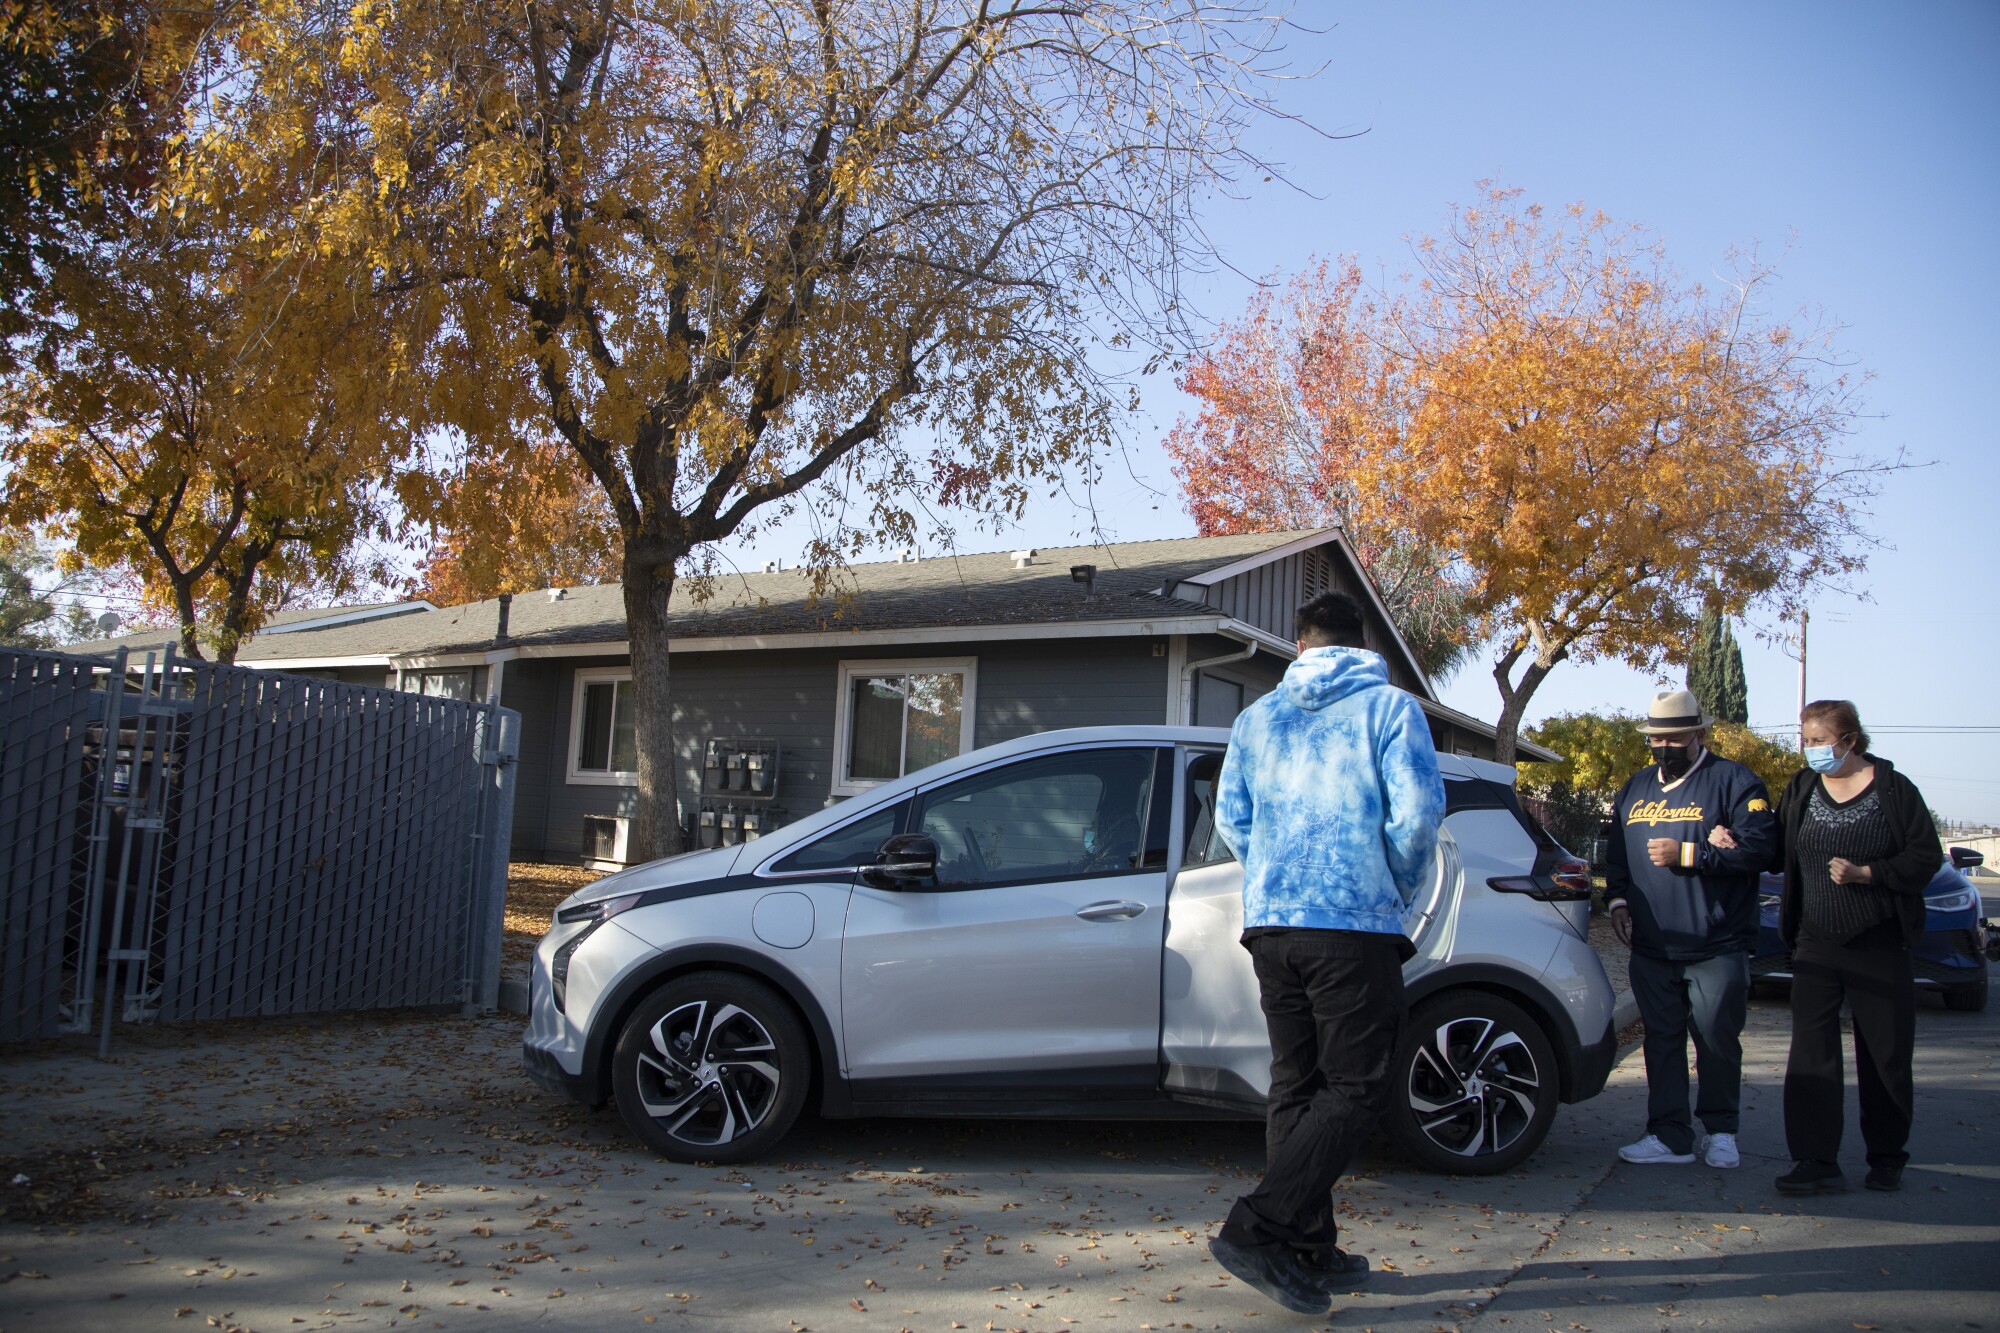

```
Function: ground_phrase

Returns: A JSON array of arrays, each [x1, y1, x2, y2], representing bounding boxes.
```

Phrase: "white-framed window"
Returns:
[[403, 667, 475, 699], [831, 658, 976, 796], [568, 666, 638, 786]]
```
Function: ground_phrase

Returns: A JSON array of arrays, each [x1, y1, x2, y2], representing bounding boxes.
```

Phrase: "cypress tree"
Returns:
[[1687, 608, 1749, 724]]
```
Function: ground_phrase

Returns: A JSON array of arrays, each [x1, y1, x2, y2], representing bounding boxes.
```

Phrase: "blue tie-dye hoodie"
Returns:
[[1215, 646, 1446, 936]]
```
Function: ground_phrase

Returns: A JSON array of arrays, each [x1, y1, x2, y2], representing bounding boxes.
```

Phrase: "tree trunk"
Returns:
[[1491, 647, 1562, 767], [168, 576, 205, 663], [622, 552, 682, 862]]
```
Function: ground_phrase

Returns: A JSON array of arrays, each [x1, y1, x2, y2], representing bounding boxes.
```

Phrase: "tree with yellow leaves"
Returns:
[[183, 0, 1295, 856], [2, 206, 402, 663], [1173, 184, 1898, 764], [414, 443, 622, 605]]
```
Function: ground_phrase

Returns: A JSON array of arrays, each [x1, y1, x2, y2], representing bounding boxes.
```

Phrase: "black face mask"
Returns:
[[1651, 742, 1697, 780]]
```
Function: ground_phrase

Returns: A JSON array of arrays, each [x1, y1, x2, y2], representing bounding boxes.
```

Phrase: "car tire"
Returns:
[[1941, 966, 1988, 1013], [1384, 991, 1560, 1176], [611, 971, 811, 1163]]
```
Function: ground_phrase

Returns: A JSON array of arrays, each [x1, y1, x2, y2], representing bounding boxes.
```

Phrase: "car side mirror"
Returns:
[[1949, 846, 1984, 870], [863, 833, 939, 889]]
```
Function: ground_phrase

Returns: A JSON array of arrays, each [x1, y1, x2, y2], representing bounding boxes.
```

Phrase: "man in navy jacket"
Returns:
[[1605, 688, 1778, 1170]]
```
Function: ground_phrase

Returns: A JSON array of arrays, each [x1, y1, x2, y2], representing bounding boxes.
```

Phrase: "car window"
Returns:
[[1182, 751, 1235, 867], [769, 800, 909, 874], [916, 747, 1163, 889]]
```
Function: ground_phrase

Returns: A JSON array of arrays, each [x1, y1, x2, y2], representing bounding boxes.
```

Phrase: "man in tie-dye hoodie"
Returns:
[[1206, 592, 1446, 1316]]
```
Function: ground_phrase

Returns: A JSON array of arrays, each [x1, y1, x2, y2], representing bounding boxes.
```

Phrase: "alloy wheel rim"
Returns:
[[634, 999, 782, 1146], [1406, 1015, 1542, 1158]]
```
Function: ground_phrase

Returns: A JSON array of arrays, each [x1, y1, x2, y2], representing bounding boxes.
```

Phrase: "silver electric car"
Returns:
[[524, 726, 1617, 1175]]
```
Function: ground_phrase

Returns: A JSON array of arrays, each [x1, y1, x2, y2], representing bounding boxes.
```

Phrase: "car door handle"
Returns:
[[1076, 900, 1147, 921]]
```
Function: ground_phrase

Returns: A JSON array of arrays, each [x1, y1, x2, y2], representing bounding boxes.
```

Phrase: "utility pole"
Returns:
[[1795, 608, 1809, 749]]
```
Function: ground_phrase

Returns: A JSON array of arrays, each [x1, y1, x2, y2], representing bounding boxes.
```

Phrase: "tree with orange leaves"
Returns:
[[1172, 184, 1897, 764], [414, 443, 622, 606], [1167, 260, 1476, 679]]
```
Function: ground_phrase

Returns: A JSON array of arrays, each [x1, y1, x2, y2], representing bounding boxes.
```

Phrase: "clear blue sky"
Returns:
[[725, 2, 2000, 823]]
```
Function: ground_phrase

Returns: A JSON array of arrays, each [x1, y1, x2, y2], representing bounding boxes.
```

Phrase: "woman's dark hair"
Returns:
[[1295, 592, 1368, 649], [1801, 698, 1871, 754]]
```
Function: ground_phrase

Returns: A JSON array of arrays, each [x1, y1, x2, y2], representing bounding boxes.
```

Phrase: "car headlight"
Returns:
[[1925, 888, 1977, 914], [552, 893, 643, 1012]]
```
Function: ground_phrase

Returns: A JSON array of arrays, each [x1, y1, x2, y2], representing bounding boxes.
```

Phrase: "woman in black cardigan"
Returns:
[[1711, 698, 1944, 1195]]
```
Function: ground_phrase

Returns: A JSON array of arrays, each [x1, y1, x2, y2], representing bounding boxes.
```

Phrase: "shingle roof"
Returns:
[[66, 597, 435, 657], [72, 531, 1321, 664]]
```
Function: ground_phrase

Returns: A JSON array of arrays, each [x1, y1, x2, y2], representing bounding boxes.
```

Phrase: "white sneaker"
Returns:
[[1618, 1134, 1696, 1165], [1698, 1132, 1740, 1168]]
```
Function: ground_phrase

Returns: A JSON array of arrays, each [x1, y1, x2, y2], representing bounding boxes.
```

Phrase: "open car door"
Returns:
[[1158, 745, 1457, 1108]]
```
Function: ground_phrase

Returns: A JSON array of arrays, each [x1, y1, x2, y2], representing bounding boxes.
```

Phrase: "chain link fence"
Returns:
[[0, 645, 518, 1052]]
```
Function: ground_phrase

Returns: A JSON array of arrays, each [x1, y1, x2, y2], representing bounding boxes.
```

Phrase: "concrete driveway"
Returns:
[[2, 973, 1994, 1332]]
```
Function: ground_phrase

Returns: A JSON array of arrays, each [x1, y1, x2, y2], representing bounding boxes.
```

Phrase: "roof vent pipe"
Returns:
[[762, 559, 783, 573], [547, 587, 566, 602], [1011, 549, 1037, 569], [495, 592, 512, 645], [1070, 563, 1096, 594], [896, 548, 917, 563]]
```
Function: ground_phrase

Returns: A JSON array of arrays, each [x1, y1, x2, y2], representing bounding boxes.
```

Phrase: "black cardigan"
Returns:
[[1772, 755, 1944, 948]]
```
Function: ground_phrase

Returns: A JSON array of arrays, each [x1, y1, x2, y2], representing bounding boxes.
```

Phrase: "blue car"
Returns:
[[1753, 848, 1992, 1012]]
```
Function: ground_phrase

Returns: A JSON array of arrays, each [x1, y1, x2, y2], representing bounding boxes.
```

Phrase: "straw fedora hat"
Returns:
[[1637, 688, 1712, 736]]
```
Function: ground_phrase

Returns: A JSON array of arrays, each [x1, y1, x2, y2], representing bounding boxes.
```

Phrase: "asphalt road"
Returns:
[[1, 969, 1994, 1333]]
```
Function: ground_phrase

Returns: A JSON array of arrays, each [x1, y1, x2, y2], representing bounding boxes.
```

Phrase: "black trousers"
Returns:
[[1784, 930, 1916, 1170], [1220, 930, 1406, 1258]]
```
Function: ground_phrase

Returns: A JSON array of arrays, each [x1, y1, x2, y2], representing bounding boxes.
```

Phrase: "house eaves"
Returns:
[[307, 612, 1269, 671]]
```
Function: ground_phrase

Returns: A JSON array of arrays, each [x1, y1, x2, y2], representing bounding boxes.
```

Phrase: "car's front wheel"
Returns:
[[611, 971, 811, 1163], [1383, 991, 1560, 1175]]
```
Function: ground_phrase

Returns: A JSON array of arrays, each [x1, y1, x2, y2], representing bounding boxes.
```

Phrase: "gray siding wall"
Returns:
[[500, 658, 564, 855], [972, 637, 1169, 745], [1191, 645, 1284, 727], [511, 636, 1171, 861], [1202, 543, 1424, 693]]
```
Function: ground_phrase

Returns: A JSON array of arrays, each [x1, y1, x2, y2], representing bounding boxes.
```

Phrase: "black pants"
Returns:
[[1220, 930, 1406, 1258], [1785, 930, 1916, 1170]]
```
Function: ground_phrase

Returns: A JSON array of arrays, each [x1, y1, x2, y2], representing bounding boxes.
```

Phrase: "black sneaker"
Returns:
[[1209, 1235, 1333, 1315], [1775, 1161, 1848, 1195], [1864, 1165, 1904, 1192], [1298, 1247, 1372, 1293]]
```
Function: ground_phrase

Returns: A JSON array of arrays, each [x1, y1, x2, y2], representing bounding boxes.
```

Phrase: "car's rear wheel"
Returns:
[[1384, 991, 1560, 1176], [1941, 966, 1988, 1013], [612, 971, 810, 1162]]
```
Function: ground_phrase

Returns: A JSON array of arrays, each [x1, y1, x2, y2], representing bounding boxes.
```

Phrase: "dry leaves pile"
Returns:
[[502, 863, 604, 965]]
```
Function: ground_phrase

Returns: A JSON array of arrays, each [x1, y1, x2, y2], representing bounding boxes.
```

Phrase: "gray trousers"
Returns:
[[1628, 949, 1750, 1154]]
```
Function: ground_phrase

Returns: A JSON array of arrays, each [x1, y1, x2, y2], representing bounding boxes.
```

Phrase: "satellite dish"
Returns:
[[95, 611, 121, 636]]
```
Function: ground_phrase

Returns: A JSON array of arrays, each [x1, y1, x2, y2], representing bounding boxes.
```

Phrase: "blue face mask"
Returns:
[[1803, 742, 1846, 775]]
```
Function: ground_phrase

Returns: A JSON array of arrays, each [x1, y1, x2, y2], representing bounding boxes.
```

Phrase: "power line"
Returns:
[[1747, 724, 2000, 735]]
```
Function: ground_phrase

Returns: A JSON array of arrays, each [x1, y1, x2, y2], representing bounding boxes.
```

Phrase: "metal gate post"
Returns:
[[462, 706, 520, 1015], [96, 647, 178, 1057], [68, 648, 131, 1037]]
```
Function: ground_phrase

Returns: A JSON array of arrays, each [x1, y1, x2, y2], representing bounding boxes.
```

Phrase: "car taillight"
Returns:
[[1489, 853, 1595, 902], [1550, 856, 1592, 895]]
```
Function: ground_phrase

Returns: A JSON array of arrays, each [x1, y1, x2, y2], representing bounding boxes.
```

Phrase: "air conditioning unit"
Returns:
[[580, 814, 632, 868]]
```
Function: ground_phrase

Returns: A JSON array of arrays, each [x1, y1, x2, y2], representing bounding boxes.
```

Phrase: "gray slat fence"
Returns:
[[0, 645, 518, 1050]]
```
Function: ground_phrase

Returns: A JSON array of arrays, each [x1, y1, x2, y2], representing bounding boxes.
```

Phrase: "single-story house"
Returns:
[[71, 528, 1554, 864]]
